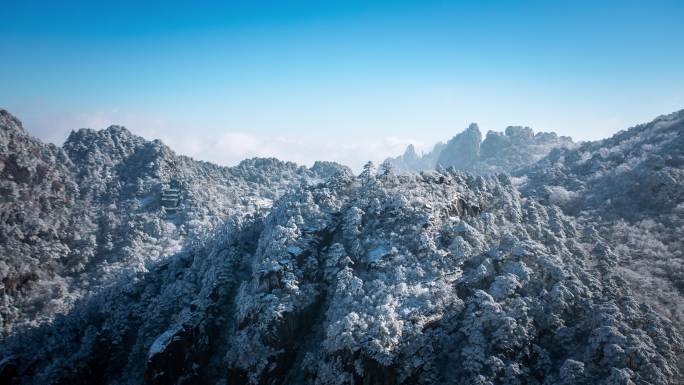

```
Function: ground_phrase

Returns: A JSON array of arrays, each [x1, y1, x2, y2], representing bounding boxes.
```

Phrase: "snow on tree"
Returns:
[[1, 108, 683, 385]]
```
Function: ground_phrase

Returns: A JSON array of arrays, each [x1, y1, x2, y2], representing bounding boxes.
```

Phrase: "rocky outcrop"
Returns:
[[385, 123, 573, 174], [436, 123, 482, 170]]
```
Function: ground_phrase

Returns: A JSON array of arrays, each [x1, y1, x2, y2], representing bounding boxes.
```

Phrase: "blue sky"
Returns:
[[2, 0, 683, 170]]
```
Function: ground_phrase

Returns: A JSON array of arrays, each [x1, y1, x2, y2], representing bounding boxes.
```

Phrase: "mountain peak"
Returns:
[[64, 124, 144, 150], [384, 121, 574, 174], [104, 124, 134, 137], [504, 126, 534, 141], [436, 123, 482, 169], [1, 107, 683, 385], [403, 143, 418, 159], [0, 109, 25, 133], [66, 124, 136, 142]]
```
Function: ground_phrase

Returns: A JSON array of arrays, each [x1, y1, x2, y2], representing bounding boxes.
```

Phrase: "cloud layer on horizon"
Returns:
[[13, 107, 427, 173]]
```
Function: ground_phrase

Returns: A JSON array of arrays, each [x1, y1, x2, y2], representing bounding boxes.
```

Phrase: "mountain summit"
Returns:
[[0, 109, 683, 385], [386, 123, 574, 174], [435, 122, 482, 170], [0, 109, 25, 134]]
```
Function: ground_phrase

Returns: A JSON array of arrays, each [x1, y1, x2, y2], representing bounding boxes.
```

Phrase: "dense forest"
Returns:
[[1, 108, 683, 384]]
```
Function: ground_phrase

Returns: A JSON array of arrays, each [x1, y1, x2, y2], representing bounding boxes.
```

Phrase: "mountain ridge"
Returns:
[[385, 122, 574, 175], [0, 108, 349, 337], [1, 108, 683, 384]]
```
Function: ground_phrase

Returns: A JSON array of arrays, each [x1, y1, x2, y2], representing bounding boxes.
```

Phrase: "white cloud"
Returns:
[[33, 108, 425, 172], [162, 130, 424, 173], [25, 109, 422, 172]]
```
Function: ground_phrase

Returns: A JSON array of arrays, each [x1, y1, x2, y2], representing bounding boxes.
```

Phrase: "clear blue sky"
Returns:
[[2, 0, 683, 170]]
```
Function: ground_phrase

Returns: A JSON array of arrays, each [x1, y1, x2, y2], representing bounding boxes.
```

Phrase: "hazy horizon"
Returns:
[[2, 0, 683, 171]]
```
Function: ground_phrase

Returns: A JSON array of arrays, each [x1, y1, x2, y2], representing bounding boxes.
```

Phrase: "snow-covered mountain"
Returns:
[[0, 109, 348, 336], [385, 123, 574, 174], [3, 168, 681, 385], [517, 110, 684, 332], [1, 108, 683, 384]]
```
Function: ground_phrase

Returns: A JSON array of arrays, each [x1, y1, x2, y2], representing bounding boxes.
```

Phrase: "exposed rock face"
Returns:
[[436, 123, 482, 170], [391, 144, 420, 171], [389, 143, 446, 172], [478, 127, 572, 174], [385, 123, 573, 174]]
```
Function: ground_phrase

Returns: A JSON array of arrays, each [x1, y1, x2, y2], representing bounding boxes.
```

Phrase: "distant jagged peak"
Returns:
[[443, 122, 482, 146], [446, 122, 482, 143], [483, 129, 504, 139], [534, 130, 561, 141], [384, 120, 574, 174], [0, 108, 25, 134], [466, 122, 481, 133], [504, 125, 534, 141], [401, 143, 419, 160], [446, 122, 482, 145], [436, 122, 482, 169], [483, 125, 572, 149]]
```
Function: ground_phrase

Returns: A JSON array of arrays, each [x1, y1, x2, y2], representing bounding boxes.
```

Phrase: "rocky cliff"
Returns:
[[385, 123, 574, 174]]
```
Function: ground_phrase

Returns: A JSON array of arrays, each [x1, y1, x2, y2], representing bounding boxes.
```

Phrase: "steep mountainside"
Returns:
[[1, 110, 82, 332], [435, 123, 482, 170], [0, 109, 348, 336], [385, 123, 574, 174], [1, 169, 681, 384], [1, 108, 683, 385], [517, 110, 684, 330], [518, 110, 684, 218]]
